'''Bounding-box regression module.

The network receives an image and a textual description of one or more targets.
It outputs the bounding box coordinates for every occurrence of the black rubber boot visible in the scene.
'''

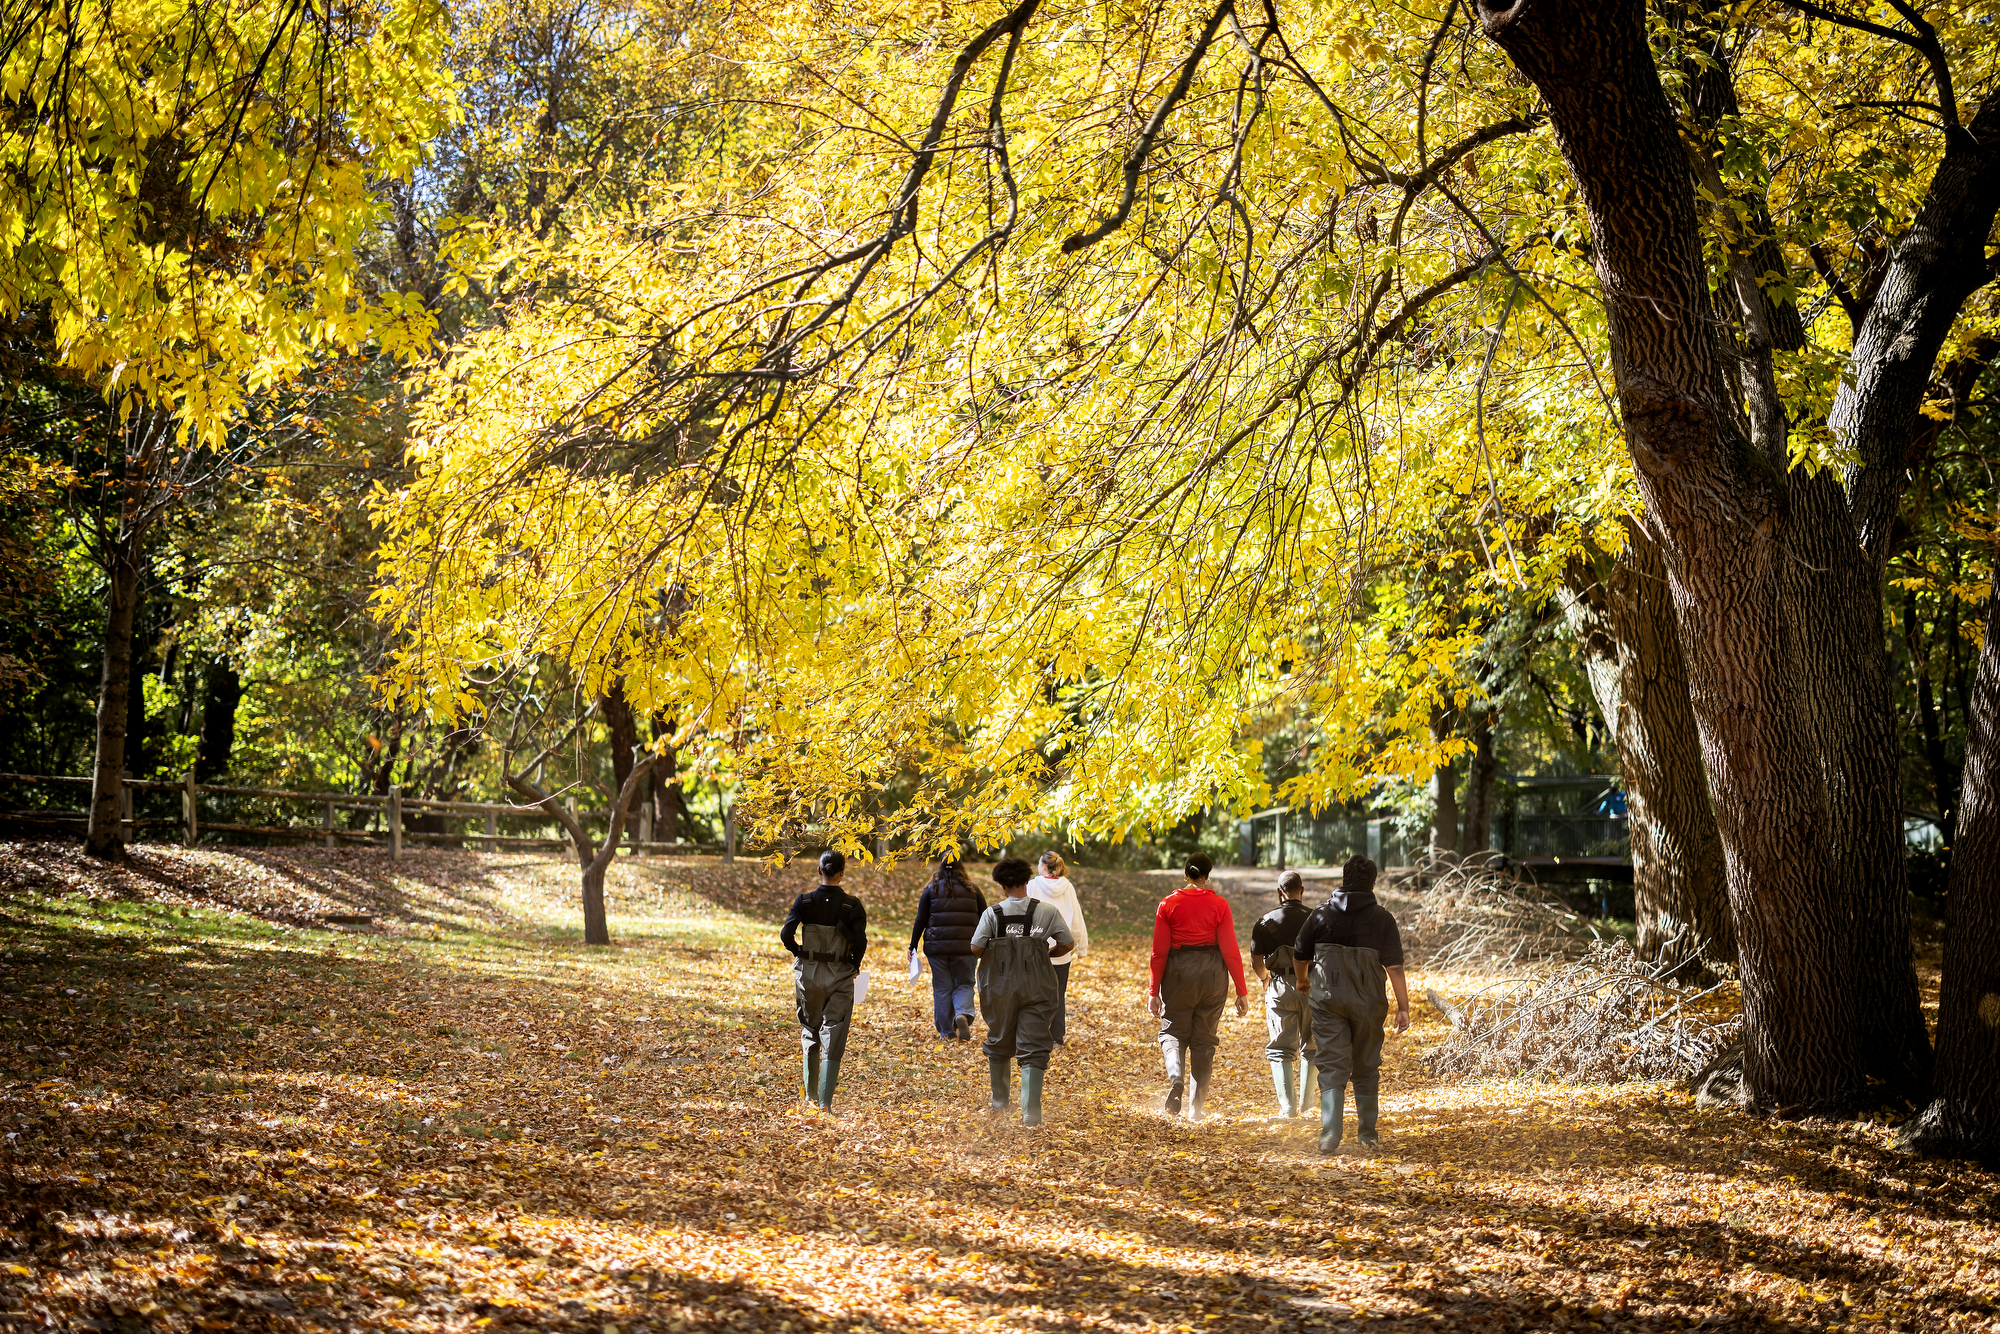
[1188,1047,1214,1123]
[1356,1089,1381,1152]
[1317,1087,1344,1156]
[1161,1038,1186,1117]
[988,1057,1012,1114]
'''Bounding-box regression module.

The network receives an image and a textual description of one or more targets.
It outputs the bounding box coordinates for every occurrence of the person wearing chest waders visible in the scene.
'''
[907,857,986,1041]
[780,850,869,1112]
[1250,871,1317,1119]
[1147,854,1248,1122]
[1293,855,1408,1155]
[970,857,1073,1127]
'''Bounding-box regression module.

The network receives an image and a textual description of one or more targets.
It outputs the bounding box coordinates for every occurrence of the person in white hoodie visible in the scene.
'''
[1026,851,1089,1046]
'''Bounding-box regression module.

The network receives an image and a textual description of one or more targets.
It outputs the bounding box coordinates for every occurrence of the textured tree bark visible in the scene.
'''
[1560,522,1735,971]
[1460,709,1497,856]
[1473,0,1859,1108]
[85,539,142,860]
[1903,573,2000,1159]
[1430,708,1460,858]
[1803,91,2000,1096]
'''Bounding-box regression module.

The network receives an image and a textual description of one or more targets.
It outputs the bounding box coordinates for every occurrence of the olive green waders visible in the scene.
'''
[794,922,856,1111]
[1262,941,1317,1118]
[1307,941,1388,1154]
[978,899,1061,1126]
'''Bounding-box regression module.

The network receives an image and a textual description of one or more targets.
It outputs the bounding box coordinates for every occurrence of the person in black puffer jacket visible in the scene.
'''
[908,857,986,1040]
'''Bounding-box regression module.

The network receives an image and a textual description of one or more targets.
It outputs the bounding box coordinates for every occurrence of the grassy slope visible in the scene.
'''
[0,842,1993,1334]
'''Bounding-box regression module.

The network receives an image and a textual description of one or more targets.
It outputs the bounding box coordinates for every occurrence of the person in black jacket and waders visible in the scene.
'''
[781,850,868,1112]
[1250,871,1317,1119]
[1293,855,1409,1155]
[970,857,1074,1127]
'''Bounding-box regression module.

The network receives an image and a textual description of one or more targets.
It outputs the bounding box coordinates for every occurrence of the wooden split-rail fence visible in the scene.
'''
[0,772,738,861]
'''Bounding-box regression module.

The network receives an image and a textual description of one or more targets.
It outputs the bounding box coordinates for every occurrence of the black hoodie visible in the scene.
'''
[1293,888,1404,967]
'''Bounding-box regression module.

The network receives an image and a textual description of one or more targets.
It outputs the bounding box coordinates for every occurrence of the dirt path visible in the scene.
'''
[0,843,1992,1334]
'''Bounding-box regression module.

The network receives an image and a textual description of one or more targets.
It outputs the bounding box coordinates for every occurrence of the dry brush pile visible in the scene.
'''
[1402,863,1739,1084]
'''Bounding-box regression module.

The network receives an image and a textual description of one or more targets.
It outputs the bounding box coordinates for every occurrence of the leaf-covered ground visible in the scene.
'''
[0,842,1993,1334]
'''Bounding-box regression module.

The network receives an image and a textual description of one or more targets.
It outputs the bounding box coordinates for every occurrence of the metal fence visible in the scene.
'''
[0,772,733,860]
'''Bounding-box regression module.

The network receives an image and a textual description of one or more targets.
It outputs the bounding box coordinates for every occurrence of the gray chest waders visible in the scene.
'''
[794,922,855,1109]
[978,899,1060,1125]
[1261,942,1316,1117]
[1307,941,1388,1153]
[1158,943,1228,1120]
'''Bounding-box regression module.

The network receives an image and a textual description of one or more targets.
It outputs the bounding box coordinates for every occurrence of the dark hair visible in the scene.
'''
[1277,870,1305,896]
[819,849,847,878]
[992,857,1033,888]
[1184,853,1213,881]
[1342,854,1378,894]
[927,856,970,894]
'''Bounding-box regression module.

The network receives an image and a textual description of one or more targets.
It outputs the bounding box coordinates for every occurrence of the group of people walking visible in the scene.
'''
[779,847,1407,1154]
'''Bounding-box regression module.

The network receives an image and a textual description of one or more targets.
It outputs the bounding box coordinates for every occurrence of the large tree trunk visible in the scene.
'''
[1474,0,1860,1108]
[85,538,141,860]
[648,713,693,841]
[1430,708,1460,858]
[1903,567,2000,1158]
[1805,92,2000,1097]
[602,680,638,799]
[1560,522,1735,971]
[1460,708,1497,856]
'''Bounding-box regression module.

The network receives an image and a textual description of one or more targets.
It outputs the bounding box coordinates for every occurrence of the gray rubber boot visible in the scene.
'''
[802,1050,820,1104]
[1270,1059,1298,1119]
[817,1055,842,1111]
[1188,1048,1214,1123]
[1161,1038,1186,1117]
[1317,1086,1344,1156]
[1356,1089,1380,1150]
[988,1057,1012,1114]
[1019,1065,1045,1128]
[1297,1060,1318,1118]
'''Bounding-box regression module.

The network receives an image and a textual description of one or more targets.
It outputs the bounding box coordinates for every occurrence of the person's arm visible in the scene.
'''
[845,898,869,968]
[1387,965,1411,1034]
[969,906,995,959]
[1149,901,1172,995]
[1382,915,1409,1033]
[908,886,932,954]
[780,897,806,957]
[1041,902,1075,959]
[1217,901,1249,1012]
[1292,913,1317,989]
[1065,880,1088,956]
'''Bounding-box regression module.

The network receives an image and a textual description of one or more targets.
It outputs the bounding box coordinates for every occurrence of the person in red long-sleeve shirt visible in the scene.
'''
[1147,853,1248,1121]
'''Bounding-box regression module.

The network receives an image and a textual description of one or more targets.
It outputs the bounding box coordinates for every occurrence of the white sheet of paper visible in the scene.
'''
[853,970,870,1005]
[908,950,923,983]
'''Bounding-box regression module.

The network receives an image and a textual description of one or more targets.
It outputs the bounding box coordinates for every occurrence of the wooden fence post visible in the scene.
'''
[389,785,402,859]
[724,805,736,863]
[324,800,335,849]
[637,801,652,857]
[1275,810,1286,871]
[184,770,198,847]
[483,810,497,853]
[120,775,133,846]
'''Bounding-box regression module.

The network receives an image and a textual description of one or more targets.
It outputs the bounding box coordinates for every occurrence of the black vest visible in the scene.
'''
[922,879,983,956]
